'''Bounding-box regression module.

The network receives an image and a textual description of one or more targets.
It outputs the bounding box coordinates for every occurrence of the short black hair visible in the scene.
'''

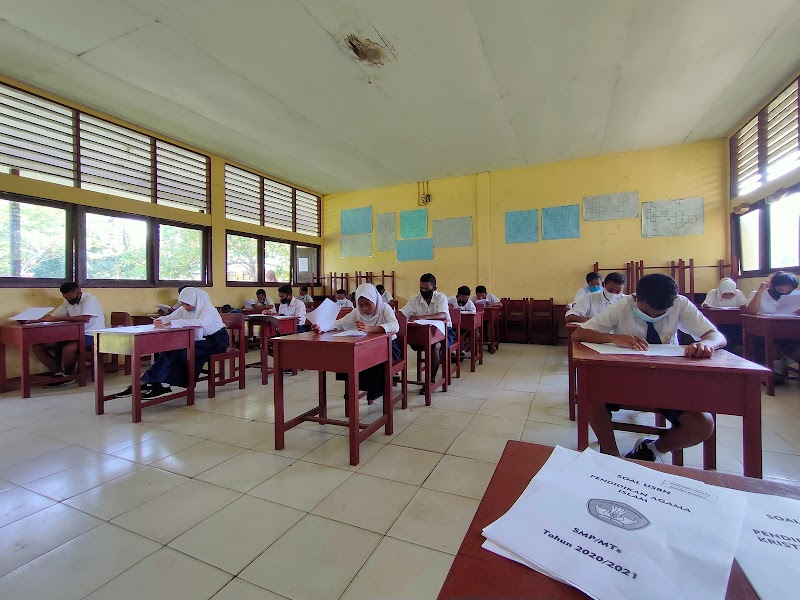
[59,281,79,294]
[636,274,678,311]
[457,285,471,296]
[605,272,627,286]
[256,289,266,296]
[771,271,799,290]
[475,285,487,294]
[420,273,437,287]
[376,284,385,292]
[221,304,233,312]
[337,289,347,295]
[300,286,308,293]
[177,285,189,294]
[277,284,292,295]
[586,272,601,283]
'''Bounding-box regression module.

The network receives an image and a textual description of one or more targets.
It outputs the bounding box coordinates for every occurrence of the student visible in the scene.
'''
[571,272,602,307]
[471,285,501,306]
[277,284,308,332]
[33,282,106,387]
[311,283,400,401]
[400,273,455,392]
[297,286,313,303]
[566,272,626,323]
[702,277,747,308]
[571,274,726,462]
[376,284,393,304]
[335,289,354,309]
[448,286,477,314]
[254,288,275,310]
[113,288,229,399]
[160,285,189,315]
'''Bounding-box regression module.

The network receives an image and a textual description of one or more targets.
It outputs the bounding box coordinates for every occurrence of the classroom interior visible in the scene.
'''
[1,1,800,599]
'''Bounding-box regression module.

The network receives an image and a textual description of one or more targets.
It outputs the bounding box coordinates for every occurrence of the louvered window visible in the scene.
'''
[766,82,799,181]
[225,165,261,224]
[263,178,293,231]
[79,114,151,201]
[0,86,75,186]
[156,141,209,212]
[296,190,320,235]
[732,116,760,196]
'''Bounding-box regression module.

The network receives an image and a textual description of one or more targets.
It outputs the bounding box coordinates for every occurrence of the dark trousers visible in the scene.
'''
[337,339,402,401]
[142,328,229,388]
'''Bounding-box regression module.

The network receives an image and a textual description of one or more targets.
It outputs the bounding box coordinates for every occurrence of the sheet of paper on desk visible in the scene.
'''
[95,325,155,334]
[774,292,800,316]
[483,449,747,600]
[582,342,687,356]
[332,330,367,337]
[410,319,446,335]
[10,307,53,321]
[306,298,339,331]
[734,491,800,600]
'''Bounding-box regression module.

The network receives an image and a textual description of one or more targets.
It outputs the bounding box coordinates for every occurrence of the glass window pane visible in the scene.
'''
[739,209,761,272]
[264,240,290,283]
[769,193,800,269]
[295,245,317,284]
[159,224,203,281]
[85,213,147,280]
[0,199,66,278]
[227,234,258,282]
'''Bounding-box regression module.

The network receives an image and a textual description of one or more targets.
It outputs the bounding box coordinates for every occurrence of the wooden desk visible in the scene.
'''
[459,313,484,372]
[245,314,299,384]
[94,325,199,422]
[407,323,448,406]
[700,307,743,327]
[0,322,87,397]
[573,342,769,478]
[438,441,800,600]
[566,323,580,421]
[483,306,501,354]
[272,331,393,465]
[742,314,800,396]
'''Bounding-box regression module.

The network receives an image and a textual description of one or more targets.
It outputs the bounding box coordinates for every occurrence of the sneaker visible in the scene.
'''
[44,376,74,389]
[141,385,172,399]
[624,437,657,462]
[113,386,133,398]
[460,350,467,358]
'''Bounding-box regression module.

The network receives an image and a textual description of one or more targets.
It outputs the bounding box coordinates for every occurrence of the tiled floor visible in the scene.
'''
[1,343,799,599]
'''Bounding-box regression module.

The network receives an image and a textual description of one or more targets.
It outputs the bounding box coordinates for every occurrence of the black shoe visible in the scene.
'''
[141,385,171,399]
[113,386,133,398]
[418,386,428,395]
[283,369,293,375]
[44,375,74,389]
[624,438,657,462]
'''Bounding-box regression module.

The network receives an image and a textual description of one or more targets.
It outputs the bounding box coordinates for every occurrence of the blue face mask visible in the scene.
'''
[588,285,602,293]
[633,304,667,324]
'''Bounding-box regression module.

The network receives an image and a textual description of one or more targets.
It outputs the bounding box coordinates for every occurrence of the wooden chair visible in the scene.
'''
[389,300,399,310]
[337,307,353,319]
[530,298,557,345]
[109,311,133,375]
[461,306,484,372]
[447,308,463,384]
[408,322,448,406]
[391,311,409,409]
[502,298,530,343]
[201,313,246,398]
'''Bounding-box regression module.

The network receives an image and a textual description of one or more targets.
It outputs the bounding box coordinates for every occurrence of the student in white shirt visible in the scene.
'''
[254,289,275,310]
[449,286,477,314]
[34,282,106,386]
[312,283,400,401]
[297,286,313,304]
[335,289,354,309]
[113,288,229,399]
[702,277,747,308]
[566,272,626,323]
[376,284,393,304]
[400,273,455,391]
[572,274,726,462]
[571,272,602,307]
[471,285,502,306]
[277,284,308,332]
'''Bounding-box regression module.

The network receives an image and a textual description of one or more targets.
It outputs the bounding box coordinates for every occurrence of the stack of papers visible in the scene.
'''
[306,298,339,332]
[483,448,752,600]
[582,342,688,356]
[10,308,53,322]
[774,292,800,316]
[410,319,446,335]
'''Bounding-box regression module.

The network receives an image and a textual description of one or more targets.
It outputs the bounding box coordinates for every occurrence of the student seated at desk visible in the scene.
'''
[113,288,229,399]
[376,284,393,304]
[570,272,602,307]
[745,271,800,382]
[297,286,313,304]
[311,283,400,401]
[277,284,308,333]
[471,285,502,307]
[565,272,626,323]
[571,274,726,462]
[702,277,747,308]
[449,286,477,314]
[254,288,275,311]
[401,273,456,393]
[335,289,354,309]
[33,282,106,387]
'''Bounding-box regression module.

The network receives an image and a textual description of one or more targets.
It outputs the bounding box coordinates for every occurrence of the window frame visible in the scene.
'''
[155,218,212,287]
[225,230,262,286]
[225,228,320,288]
[732,192,800,278]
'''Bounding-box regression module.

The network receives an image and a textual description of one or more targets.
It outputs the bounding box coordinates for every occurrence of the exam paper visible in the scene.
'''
[332,330,367,337]
[773,292,800,316]
[582,342,687,356]
[306,298,339,331]
[10,307,53,321]
[410,319,446,335]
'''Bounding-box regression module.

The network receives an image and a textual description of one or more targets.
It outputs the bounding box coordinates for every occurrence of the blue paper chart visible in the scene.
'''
[341,207,373,236]
[505,210,539,244]
[542,205,580,240]
[396,238,434,262]
[400,209,428,239]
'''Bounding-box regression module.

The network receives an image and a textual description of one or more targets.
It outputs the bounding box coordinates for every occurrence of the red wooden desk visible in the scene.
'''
[94,325,199,422]
[742,314,800,396]
[438,441,800,600]
[272,331,393,465]
[700,307,743,327]
[459,313,484,372]
[483,306,501,354]
[245,314,299,384]
[0,322,87,397]
[566,323,579,421]
[573,342,769,478]
[407,322,448,406]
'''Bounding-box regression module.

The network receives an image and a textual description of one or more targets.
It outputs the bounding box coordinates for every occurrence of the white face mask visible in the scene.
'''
[633,304,668,324]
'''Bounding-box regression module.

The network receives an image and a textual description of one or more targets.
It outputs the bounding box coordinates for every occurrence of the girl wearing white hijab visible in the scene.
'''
[114,287,229,399]
[312,283,400,401]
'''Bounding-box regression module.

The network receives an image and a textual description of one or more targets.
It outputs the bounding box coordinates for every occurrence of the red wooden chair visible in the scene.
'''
[530,298,557,345]
[201,313,246,398]
[447,308,463,384]
[336,307,353,319]
[502,299,530,343]
[109,311,133,376]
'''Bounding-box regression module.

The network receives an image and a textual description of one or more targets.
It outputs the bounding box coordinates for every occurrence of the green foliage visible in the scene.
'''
[85,214,147,280]
[0,200,66,278]
[159,225,203,280]
[227,234,258,281]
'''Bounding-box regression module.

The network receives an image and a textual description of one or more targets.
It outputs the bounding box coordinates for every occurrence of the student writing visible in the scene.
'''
[565,272,626,323]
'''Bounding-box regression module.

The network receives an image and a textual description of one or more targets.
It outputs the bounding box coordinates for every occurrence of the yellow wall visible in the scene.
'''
[323,140,730,304]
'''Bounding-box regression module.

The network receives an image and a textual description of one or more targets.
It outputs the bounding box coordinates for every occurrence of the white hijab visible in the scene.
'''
[354,283,384,326]
[178,287,212,311]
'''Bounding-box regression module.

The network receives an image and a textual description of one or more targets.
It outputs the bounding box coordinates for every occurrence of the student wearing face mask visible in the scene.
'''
[448,286,477,314]
[335,289,354,309]
[570,272,603,308]
[702,277,747,308]
[33,282,106,387]
[565,272,626,323]
[571,274,726,462]
[277,284,308,333]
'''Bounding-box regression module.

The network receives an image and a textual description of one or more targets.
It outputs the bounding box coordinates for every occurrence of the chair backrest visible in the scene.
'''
[449,308,462,347]
[220,313,246,353]
[504,299,529,321]
[337,307,353,319]
[531,298,554,318]
[394,311,408,365]
[475,303,486,314]
[110,311,132,327]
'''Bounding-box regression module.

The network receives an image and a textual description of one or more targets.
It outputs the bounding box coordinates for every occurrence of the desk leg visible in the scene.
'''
[568,347,576,422]
[384,343,393,436]
[21,340,31,399]
[187,334,195,407]
[743,374,763,479]
[274,347,285,451]
[261,325,270,385]
[0,342,7,393]
[318,371,327,419]
[470,329,477,372]
[94,340,104,415]
[347,367,359,465]
[77,334,86,388]
[764,333,775,396]
[131,346,143,423]
[576,363,590,450]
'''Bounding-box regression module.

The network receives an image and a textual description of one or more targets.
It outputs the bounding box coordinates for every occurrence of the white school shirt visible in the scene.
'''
[703,288,747,308]
[51,291,106,333]
[333,304,399,339]
[336,298,354,309]
[566,290,625,319]
[748,289,800,315]
[400,291,452,327]
[255,297,274,308]
[278,296,307,326]
[572,286,594,306]
[380,291,394,303]
[448,296,477,314]
[297,294,313,303]
[471,293,500,304]
[161,303,224,338]
[581,295,717,344]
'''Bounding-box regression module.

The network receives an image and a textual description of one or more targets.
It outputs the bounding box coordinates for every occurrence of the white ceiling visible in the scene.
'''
[1,0,799,194]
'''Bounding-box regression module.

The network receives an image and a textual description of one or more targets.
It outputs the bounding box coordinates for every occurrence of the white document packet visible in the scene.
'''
[10,307,53,321]
[305,298,339,332]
